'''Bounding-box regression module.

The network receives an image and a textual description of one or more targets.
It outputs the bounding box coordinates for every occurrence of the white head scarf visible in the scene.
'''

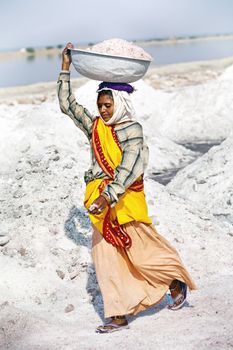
[97,88,136,125]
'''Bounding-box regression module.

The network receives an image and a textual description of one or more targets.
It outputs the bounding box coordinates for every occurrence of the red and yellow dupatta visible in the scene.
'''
[84,117,151,248]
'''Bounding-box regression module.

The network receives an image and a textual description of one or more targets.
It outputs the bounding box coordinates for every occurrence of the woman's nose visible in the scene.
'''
[100,105,106,113]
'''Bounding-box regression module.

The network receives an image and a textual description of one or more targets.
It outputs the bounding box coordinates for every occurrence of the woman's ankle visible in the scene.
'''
[111,315,127,324]
[169,280,181,298]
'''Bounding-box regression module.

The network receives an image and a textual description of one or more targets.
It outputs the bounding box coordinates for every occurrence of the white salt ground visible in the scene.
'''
[0,61,233,349]
[86,38,152,61]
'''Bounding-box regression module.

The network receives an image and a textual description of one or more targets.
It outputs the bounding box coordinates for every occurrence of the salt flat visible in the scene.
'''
[0,60,233,350]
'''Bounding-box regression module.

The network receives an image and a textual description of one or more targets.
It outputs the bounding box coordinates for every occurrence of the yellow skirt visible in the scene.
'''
[92,221,197,318]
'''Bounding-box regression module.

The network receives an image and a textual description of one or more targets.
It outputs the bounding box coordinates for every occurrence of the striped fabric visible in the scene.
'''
[57,71,149,206]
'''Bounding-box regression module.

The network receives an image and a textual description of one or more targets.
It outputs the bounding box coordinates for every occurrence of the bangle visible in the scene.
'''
[101,192,111,204]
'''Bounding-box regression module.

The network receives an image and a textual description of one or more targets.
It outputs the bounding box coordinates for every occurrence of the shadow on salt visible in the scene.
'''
[64,205,105,319]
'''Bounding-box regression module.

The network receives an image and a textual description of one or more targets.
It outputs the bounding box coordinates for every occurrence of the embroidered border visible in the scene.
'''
[92,118,115,178]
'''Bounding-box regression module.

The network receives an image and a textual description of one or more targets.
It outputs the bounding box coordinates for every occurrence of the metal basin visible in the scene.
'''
[70,49,151,83]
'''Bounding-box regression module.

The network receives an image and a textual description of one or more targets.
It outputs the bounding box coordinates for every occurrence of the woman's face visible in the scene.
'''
[97,95,114,122]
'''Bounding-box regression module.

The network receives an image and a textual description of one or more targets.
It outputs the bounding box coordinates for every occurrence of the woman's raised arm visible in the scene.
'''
[57,43,95,139]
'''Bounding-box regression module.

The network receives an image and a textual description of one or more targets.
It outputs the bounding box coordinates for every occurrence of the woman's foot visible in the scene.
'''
[167,280,187,310]
[95,316,129,333]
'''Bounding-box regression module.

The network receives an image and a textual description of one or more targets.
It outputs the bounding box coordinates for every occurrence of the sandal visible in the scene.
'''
[95,316,129,333]
[167,280,187,310]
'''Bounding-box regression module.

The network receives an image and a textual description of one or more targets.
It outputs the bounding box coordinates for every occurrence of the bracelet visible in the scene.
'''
[101,192,111,205]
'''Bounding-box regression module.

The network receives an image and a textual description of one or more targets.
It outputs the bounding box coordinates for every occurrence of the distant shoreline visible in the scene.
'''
[137,33,233,46]
[0,34,233,62]
[1,55,233,99]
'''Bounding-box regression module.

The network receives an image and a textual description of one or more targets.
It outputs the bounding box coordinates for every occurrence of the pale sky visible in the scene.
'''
[1,0,233,50]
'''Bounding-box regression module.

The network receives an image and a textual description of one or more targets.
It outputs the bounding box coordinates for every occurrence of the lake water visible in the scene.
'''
[1,39,233,88]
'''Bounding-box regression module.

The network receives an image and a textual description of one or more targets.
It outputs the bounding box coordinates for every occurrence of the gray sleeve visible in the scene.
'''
[102,123,146,207]
[57,71,95,138]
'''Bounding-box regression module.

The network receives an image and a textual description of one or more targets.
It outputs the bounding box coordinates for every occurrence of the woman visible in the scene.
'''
[57,43,197,333]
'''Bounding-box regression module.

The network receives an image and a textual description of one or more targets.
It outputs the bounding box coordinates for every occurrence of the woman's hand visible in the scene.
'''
[61,42,74,70]
[88,195,110,215]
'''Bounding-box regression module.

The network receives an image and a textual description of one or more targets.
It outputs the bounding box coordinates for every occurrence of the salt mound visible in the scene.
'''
[143,67,233,143]
[167,135,233,226]
[86,38,152,61]
[219,63,233,81]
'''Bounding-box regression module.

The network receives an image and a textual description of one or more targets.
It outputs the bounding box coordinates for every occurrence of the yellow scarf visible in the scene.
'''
[84,117,151,248]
